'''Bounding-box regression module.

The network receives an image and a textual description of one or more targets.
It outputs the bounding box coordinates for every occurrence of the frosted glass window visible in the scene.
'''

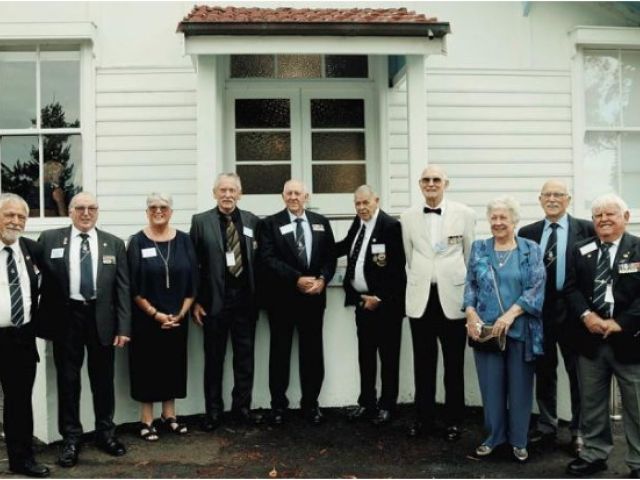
[312,132,365,161]
[237,164,291,194]
[622,51,640,127]
[0,50,36,129]
[325,55,368,78]
[584,51,621,127]
[231,55,275,78]
[313,164,365,193]
[311,99,364,128]
[621,133,640,206]
[236,132,290,162]
[235,99,290,128]
[277,55,321,78]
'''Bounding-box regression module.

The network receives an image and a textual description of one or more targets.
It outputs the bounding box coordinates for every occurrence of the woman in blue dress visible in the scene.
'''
[463,195,545,462]
[127,193,197,441]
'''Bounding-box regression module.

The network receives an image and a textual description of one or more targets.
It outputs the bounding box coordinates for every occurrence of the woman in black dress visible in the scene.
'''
[127,192,197,441]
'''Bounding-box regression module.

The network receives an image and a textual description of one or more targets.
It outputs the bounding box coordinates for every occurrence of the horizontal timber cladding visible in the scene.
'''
[386,67,573,233]
[95,67,198,236]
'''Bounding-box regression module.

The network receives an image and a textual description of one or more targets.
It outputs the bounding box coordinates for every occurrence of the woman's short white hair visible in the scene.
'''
[486,195,520,225]
[146,192,173,208]
[591,193,629,215]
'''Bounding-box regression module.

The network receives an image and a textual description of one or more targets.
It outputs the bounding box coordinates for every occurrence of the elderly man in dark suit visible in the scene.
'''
[190,173,261,431]
[336,185,406,426]
[258,179,336,426]
[38,192,130,468]
[519,179,594,454]
[564,193,640,478]
[0,193,49,478]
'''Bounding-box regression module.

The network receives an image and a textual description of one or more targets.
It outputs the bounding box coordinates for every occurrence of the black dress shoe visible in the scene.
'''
[10,459,50,478]
[304,407,325,425]
[407,421,433,438]
[566,458,607,477]
[372,409,392,426]
[96,437,126,457]
[269,409,285,426]
[445,425,462,442]
[202,412,222,431]
[529,429,557,445]
[57,442,79,468]
[347,406,377,422]
[232,408,264,425]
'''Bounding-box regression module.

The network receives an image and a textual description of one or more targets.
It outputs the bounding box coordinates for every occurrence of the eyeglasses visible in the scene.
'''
[541,192,568,199]
[420,177,443,185]
[148,205,170,212]
[74,206,98,214]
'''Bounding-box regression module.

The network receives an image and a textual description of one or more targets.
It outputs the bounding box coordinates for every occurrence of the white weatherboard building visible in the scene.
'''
[1,1,639,443]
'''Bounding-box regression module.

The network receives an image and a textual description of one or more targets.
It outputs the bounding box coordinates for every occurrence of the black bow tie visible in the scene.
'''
[423,207,442,215]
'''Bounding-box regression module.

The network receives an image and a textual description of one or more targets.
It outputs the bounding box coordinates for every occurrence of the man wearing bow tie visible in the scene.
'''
[400,165,475,441]
[565,194,640,478]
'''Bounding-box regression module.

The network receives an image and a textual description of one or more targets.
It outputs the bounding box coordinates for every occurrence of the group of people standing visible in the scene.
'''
[0,165,639,478]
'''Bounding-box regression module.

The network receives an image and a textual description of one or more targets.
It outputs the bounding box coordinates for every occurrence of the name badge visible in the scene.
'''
[371,243,386,254]
[312,224,325,232]
[103,255,116,265]
[50,248,64,259]
[280,224,294,235]
[243,226,254,238]
[141,248,157,258]
[605,284,614,304]
[580,242,597,256]
[226,251,236,267]
[619,262,640,274]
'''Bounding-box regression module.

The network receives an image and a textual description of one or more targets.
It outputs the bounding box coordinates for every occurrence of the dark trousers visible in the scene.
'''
[355,305,402,411]
[535,305,581,435]
[409,285,466,425]
[202,287,256,415]
[0,327,36,468]
[52,302,115,443]
[268,300,325,411]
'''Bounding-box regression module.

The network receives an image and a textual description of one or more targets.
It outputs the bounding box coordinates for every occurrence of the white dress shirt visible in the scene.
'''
[288,210,312,265]
[0,241,32,327]
[424,199,446,252]
[69,226,98,300]
[351,208,380,293]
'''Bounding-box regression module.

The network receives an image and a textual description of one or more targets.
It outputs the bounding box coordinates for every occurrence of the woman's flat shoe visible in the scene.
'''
[160,415,188,435]
[139,423,159,442]
[513,447,529,462]
[475,444,493,457]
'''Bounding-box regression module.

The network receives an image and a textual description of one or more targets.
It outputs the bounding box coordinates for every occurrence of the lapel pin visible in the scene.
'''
[63,237,68,246]
[103,243,107,247]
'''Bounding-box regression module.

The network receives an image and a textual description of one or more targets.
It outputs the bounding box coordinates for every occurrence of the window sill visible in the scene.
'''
[25,217,71,236]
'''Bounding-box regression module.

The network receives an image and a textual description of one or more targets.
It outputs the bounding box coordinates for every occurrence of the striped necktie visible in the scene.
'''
[79,233,94,300]
[225,215,243,277]
[593,242,613,317]
[4,247,24,327]
[295,218,308,269]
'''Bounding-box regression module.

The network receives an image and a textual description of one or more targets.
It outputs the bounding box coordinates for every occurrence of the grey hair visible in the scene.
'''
[146,192,173,208]
[421,164,449,182]
[0,193,29,216]
[354,184,377,198]
[283,179,308,195]
[214,173,242,193]
[69,192,98,210]
[486,195,521,225]
[591,193,629,215]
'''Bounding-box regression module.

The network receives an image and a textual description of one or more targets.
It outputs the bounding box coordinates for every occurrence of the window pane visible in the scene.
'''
[41,52,81,128]
[312,132,365,161]
[277,55,321,78]
[311,99,364,128]
[0,136,40,215]
[622,51,640,127]
[235,99,290,128]
[325,55,368,78]
[236,164,290,194]
[583,131,618,209]
[231,55,275,78]
[621,132,640,207]
[584,50,621,127]
[312,164,365,193]
[42,134,82,217]
[0,51,36,129]
[236,132,290,161]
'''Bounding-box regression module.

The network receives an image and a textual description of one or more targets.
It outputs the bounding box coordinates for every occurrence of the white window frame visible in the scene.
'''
[0,23,95,233]
[571,26,640,221]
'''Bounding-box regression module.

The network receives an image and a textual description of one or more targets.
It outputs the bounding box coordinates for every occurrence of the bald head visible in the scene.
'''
[539,179,571,222]
[419,164,449,207]
[282,179,309,216]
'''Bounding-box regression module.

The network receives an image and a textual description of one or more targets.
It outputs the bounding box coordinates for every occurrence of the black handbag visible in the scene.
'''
[468,265,507,353]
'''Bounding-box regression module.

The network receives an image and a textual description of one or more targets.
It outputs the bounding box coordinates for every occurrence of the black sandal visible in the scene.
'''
[139,422,159,442]
[161,415,188,435]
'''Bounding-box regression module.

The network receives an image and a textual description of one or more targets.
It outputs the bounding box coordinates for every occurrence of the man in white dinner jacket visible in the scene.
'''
[400,164,475,442]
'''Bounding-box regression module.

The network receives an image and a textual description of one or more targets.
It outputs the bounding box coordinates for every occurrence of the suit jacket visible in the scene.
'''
[335,209,406,316]
[190,207,259,317]
[564,232,640,363]
[37,226,131,345]
[400,199,476,319]
[258,208,336,310]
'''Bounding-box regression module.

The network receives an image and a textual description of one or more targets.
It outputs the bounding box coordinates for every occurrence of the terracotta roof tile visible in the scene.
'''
[180,6,438,24]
